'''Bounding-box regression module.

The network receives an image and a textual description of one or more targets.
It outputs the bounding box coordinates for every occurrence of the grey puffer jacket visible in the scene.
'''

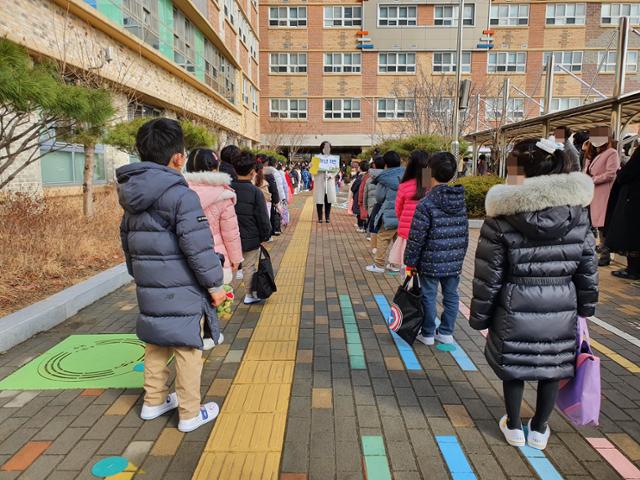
[470,172,598,381]
[117,162,224,349]
[374,166,405,230]
[363,168,382,215]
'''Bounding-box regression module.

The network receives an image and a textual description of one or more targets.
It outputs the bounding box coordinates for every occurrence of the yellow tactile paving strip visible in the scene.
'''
[193,198,313,480]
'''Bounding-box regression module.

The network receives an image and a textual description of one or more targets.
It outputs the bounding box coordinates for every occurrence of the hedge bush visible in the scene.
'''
[454,175,504,218]
[359,135,469,160]
[249,148,287,164]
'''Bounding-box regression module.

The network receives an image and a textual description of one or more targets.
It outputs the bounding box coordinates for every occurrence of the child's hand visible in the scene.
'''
[406,267,417,277]
[210,290,227,307]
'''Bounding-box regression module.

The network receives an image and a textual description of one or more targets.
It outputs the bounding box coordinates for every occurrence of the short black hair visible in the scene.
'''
[135,118,184,166]
[233,151,257,176]
[383,150,401,168]
[511,139,566,178]
[429,152,457,183]
[359,160,369,172]
[186,148,219,173]
[320,141,331,150]
[220,145,242,164]
[373,154,385,169]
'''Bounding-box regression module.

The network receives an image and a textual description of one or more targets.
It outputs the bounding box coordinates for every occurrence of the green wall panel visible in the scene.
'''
[194,30,205,81]
[96,0,123,26]
[158,0,174,59]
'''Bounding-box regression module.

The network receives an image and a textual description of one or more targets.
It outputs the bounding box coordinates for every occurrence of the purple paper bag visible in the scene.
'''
[556,316,601,427]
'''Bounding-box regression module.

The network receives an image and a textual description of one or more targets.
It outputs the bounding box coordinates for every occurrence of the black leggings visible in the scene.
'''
[317,195,332,221]
[504,379,560,433]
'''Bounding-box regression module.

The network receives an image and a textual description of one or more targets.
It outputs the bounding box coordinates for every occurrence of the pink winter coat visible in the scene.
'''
[396,179,422,240]
[184,171,244,266]
[584,147,620,228]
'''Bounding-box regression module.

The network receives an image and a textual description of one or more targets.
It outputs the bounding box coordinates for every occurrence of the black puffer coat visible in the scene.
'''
[605,147,640,254]
[231,179,272,252]
[470,172,599,381]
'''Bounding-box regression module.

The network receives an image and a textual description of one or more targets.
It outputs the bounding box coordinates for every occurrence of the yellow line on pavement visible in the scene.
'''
[590,339,640,374]
[192,198,313,480]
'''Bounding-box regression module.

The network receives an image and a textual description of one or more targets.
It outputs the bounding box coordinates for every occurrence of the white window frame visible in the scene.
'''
[269,6,307,27]
[543,51,583,73]
[550,97,582,112]
[377,98,415,119]
[597,50,639,72]
[324,99,361,119]
[488,51,527,73]
[324,6,362,27]
[323,53,362,73]
[270,98,308,119]
[545,3,586,25]
[485,98,525,121]
[173,8,196,72]
[251,85,259,113]
[242,77,249,105]
[601,3,640,25]
[490,4,529,26]
[378,52,416,73]
[433,51,472,73]
[270,52,308,73]
[378,5,417,26]
[434,4,475,26]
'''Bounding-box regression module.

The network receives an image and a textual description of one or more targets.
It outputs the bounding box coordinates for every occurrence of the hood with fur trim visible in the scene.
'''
[184,171,236,208]
[485,172,594,241]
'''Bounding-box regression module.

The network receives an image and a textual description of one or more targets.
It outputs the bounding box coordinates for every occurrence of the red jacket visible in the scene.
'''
[396,179,423,239]
[358,172,369,220]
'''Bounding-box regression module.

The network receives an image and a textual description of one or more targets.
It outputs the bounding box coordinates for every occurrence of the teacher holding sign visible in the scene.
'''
[313,141,338,223]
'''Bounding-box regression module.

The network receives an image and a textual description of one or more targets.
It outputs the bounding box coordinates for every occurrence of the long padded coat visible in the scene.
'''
[470,172,599,381]
[117,162,224,349]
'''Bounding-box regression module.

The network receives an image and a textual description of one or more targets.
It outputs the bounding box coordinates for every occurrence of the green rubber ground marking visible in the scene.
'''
[339,295,366,369]
[0,334,150,390]
[361,435,392,480]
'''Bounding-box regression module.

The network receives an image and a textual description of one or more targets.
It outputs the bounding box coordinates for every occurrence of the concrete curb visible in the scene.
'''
[0,263,132,353]
[469,219,484,229]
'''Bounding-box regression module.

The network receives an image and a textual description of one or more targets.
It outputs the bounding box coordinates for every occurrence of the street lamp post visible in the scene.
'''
[451,0,465,167]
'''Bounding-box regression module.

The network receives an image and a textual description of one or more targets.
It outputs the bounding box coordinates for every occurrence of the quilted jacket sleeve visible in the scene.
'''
[573,228,599,317]
[119,215,132,276]
[175,189,224,290]
[403,200,429,269]
[254,188,273,242]
[220,199,244,265]
[395,184,406,220]
[470,218,506,330]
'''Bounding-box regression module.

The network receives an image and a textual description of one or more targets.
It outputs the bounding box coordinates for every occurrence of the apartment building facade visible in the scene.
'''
[260,0,640,153]
[0,0,259,193]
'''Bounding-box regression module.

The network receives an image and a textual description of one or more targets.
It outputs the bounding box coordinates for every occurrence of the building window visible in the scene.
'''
[204,39,237,104]
[601,3,640,24]
[545,3,586,25]
[324,6,362,27]
[485,98,525,121]
[490,4,529,26]
[543,51,583,72]
[270,99,307,119]
[251,85,258,113]
[324,99,361,119]
[597,50,639,72]
[173,8,195,72]
[242,77,249,104]
[377,98,415,119]
[122,0,160,49]
[378,5,417,26]
[127,101,163,120]
[224,0,238,26]
[379,52,416,73]
[428,98,454,115]
[433,51,472,73]
[269,7,307,27]
[434,4,475,26]
[488,51,527,73]
[40,147,106,186]
[550,97,582,112]
[270,52,308,73]
[324,53,362,73]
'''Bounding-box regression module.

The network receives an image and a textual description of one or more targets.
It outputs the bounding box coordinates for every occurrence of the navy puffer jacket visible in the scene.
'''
[117,162,224,349]
[404,184,469,277]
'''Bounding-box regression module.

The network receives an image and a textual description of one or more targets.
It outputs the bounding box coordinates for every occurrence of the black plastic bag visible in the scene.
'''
[388,275,424,345]
[253,245,277,299]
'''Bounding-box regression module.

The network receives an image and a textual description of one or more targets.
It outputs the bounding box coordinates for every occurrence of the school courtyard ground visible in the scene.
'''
[0,192,639,480]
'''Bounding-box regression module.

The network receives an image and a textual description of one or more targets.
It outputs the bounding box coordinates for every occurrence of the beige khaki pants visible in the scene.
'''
[374,227,398,268]
[242,247,260,297]
[370,233,377,251]
[143,343,203,420]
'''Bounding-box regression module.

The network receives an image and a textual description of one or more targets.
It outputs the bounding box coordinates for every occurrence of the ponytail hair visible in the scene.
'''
[186,148,219,173]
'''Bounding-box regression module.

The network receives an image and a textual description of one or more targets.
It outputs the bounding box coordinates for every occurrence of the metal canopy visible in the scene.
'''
[464,89,640,146]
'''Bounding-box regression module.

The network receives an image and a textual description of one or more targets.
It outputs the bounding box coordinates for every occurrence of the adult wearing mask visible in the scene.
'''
[314,141,338,223]
[583,129,620,266]
[605,145,640,280]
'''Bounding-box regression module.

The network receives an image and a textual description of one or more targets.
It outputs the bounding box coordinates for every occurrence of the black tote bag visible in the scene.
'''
[388,275,424,345]
[253,245,277,299]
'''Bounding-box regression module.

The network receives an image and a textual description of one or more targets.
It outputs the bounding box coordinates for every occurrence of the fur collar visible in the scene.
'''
[485,172,594,218]
[183,171,232,187]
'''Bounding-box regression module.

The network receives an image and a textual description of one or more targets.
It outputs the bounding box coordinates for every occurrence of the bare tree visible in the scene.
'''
[261,119,306,163]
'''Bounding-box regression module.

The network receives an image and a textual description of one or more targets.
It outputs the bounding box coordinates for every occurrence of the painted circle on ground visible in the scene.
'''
[91,456,128,477]
[37,338,145,382]
[436,343,457,352]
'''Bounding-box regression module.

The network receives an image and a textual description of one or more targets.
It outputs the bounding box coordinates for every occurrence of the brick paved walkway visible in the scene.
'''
[1,191,640,480]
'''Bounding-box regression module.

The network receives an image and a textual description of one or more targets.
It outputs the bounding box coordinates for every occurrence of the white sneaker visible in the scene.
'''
[499,415,526,447]
[244,294,263,305]
[366,236,371,241]
[527,419,551,450]
[178,402,220,433]
[236,270,244,280]
[386,264,400,272]
[435,333,455,344]
[203,333,224,351]
[372,248,378,255]
[366,264,385,274]
[140,393,178,420]
[415,334,435,346]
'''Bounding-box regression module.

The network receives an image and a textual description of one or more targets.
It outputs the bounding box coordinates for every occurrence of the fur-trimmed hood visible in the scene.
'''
[184,171,236,208]
[486,172,593,217]
[485,172,594,241]
[263,166,277,176]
